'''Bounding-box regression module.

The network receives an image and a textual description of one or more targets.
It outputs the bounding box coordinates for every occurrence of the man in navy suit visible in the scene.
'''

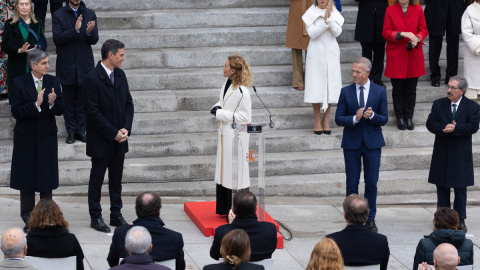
[335,57,388,232]
[327,194,390,270]
[426,76,480,232]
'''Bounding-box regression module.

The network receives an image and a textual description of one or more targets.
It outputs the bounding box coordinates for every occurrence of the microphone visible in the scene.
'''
[253,86,274,128]
[232,87,244,129]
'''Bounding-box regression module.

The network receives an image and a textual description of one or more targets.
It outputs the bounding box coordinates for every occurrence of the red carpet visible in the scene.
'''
[184,201,283,249]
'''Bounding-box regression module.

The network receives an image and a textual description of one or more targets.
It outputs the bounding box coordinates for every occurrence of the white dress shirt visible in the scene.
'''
[451,96,462,113]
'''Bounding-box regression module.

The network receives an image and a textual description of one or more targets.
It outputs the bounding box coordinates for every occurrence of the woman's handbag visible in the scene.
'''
[19,18,47,51]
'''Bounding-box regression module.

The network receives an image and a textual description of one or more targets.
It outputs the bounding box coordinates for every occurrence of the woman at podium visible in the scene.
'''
[210,55,252,215]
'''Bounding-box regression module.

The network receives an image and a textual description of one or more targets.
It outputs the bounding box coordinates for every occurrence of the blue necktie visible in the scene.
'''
[74,10,77,17]
[359,86,365,108]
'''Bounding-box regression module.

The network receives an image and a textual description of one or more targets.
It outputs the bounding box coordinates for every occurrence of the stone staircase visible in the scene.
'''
[0,0,476,197]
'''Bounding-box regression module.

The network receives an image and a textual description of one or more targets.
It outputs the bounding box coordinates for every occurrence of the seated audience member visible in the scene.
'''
[109,226,169,270]
[108,191,185,270]
[419,243,461,270]
[204,229,264,270]
[0,228,37,270]
[26,199,84,270]
[413,207,473,270]
[210,190,277,262]
[326,194,390,270]
[306,237,344,270]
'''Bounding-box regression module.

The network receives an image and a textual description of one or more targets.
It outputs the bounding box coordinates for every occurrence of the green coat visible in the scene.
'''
[1,18,44,100]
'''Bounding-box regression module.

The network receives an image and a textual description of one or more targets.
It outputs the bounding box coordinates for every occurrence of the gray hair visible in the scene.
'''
[1,228,26,257]
[449,76,468,95]
[125,226,152,255]
[27,49,49,66]
[343,194,370,225]
[353,57,372,72]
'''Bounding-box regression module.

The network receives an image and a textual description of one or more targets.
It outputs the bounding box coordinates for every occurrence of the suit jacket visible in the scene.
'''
[83,61,134,158]
[0,259,38,270]
[354,0,389,43]
[107,216,185,270]
[52,1,98,85]
[426,96,480,188]
[203,262,264,270]
[210,215,277,262]
[109,254,170,270]
[424,0,468,36]
[10,73,64,192]
[335,82,388,150]
[327,225,390,270]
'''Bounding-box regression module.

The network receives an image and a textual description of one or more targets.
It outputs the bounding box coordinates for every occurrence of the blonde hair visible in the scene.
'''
[220,229,251,270]
[306,238,345,270]
[11,0,38,24]
[227,55,252,88]
[312,0,336,7]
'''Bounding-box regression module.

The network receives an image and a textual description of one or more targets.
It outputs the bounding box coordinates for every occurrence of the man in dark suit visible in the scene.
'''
[0,228,38,270]
[210,190,277,262]
[424,0,468,87]
[335,57,388,232]
[10,49,64,233]
[327,194,390,270]
[107,192,185,270]
[32,0,66,28]
[52,0,98,144]
[83,39,134,233]
[426,76,480,231]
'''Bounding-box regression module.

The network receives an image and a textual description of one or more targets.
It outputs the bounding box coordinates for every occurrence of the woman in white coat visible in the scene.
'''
[302,0,344,134]
[210,55,252,215]
[462,0,480,102]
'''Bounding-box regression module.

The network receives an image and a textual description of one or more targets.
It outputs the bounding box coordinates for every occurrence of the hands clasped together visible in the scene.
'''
[355,107,373,122]
[114,128,129,143]
[443,121,456,133]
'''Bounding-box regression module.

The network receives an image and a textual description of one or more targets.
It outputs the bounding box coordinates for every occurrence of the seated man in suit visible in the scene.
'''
[107,191,185,270]
[210,190,277,262]
[0,228,37,270]
[327,194,390,270]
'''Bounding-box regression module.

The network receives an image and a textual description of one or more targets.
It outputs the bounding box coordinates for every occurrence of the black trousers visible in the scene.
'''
[391,77,419,120]
[361,41,386,82]
[62,84,86,135]
[33,1,64,29]
[436,185,467,219]
[215,185,249,215]
[88,155,125,220]
[20,190,52,224]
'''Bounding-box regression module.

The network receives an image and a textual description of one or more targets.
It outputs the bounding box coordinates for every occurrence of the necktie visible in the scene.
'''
[359,85,365,108]
[36,80,42,94]
[74,10,77,17]
[109,72,114,85]
[452,104,457,119]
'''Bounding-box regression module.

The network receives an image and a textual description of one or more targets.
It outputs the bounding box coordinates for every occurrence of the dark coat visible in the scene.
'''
[110,254,170,270]
[412,229,473,270]
[83,62,134,158]
[327,225,390,270]
[210,215,277,262]
[203,263,265,270]
[1,19,44,94]
[426,97,480,188]
[354,0,389,43]
[10,73,64,192]
[107,216,185,270]
[52,1,98,86]
[26,226,84,270]
[424,0,468,36]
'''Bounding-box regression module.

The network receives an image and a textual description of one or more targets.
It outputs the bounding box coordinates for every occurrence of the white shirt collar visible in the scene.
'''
[100,61,113,77]
[451,96,462,108]
[32,73,43,83]
[355,80,370,91]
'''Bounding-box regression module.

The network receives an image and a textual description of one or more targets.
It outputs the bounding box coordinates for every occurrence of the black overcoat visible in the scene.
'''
[354,0,389,43]
[424,0,468,36]
[52,1,98,86]
[10,73,64,192]
[83,62,134,158]
[426,96,480,188]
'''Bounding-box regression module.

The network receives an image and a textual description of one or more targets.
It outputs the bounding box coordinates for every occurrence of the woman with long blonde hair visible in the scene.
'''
[306,238,344,270]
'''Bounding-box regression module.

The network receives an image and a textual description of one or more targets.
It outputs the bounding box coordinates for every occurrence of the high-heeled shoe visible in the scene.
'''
[314,130,323,135]
[321,118,331,135]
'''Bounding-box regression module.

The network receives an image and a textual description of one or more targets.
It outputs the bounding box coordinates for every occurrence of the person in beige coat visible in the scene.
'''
[210,55,252,215]
[462,0,480,102]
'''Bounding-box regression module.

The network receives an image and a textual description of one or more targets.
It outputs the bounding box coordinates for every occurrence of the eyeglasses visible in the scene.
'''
[447,85,460,90]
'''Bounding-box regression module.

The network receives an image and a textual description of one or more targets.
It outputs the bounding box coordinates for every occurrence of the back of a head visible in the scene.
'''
[233,190,257,218]
[1,228,26,258]
[125,226,152,255]
[434,243,459,270]
[433,208,460,230]
[220,229,251,270]
[29,199,68,230]
[306,238,344,270]
[343,194,369,225]
[135,191,162,218]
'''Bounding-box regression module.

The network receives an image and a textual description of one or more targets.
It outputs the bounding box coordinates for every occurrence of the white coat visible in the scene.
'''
[212,80,252,190]
[302,5,344,111]
[462,2,480,90]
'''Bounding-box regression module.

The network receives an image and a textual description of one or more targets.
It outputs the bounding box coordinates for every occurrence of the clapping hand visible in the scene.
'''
[324,2,333,22]
[86,20,95,34]
[18,42,36,54]
[363,107,373,119]
[75,14,83,31]
[47,88,56,106]
[36,88,45,107]
[356,107,365,122]
[443,120,456,133]
[419,262,434,270]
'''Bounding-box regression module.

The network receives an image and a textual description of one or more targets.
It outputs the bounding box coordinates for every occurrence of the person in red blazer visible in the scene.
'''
[383,0,428,131]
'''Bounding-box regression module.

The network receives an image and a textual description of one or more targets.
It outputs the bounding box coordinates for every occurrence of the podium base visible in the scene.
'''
[184,201,283,249]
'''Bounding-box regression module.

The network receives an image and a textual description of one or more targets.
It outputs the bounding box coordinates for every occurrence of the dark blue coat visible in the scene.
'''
[52,1,98,85]
[10,73,64,192]
[354,0,389,43]
[111,254,170,270]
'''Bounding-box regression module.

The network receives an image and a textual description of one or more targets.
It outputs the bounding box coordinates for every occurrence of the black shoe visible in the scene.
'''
[314,130,323,135]
[76,133,87,143]
[0,93,7,100]
[397,118,406,130]
[23,223,29,233]
[365,219,378,232]
[374,79,386,89]
[323,129,331,135]
[66,133,75,144]
[431,80,440,87]
[460,219,467,232]
[90,218,111,232]
[406,119,414,130]
[110,216,129,227]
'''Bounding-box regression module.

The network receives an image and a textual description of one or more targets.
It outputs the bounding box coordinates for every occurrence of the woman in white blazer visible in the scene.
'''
[302,0,344,135]
[462,0,480,102]
[210,55,252,215]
